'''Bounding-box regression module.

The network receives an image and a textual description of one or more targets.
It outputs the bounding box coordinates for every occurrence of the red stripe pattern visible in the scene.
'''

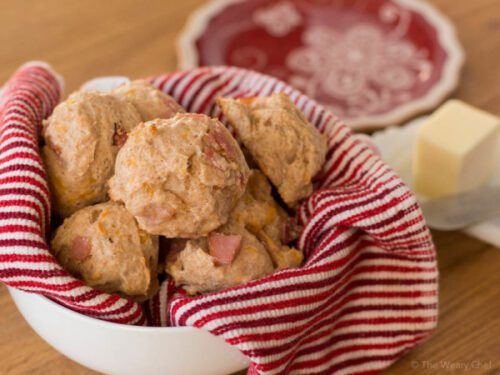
[0,64,146,325]
[0,64,438,374]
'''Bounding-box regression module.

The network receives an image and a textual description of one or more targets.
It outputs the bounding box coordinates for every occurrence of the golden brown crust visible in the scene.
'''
[52,202,159,300]
[166,223,274,294]
[218,93,327,207]
[228,170,303,269]
[112,80,184,121]
[166,171,303,294]
[42,91,142,217]
[108,114,250,237]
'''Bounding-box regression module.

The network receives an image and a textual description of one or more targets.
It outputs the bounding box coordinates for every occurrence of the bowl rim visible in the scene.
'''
[10,288,195,332]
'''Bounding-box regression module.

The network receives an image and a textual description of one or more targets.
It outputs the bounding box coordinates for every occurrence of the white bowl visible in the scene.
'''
[8,74,250,375]
[9,288,249,375]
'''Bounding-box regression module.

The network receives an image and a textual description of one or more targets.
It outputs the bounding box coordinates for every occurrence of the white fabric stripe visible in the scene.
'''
[320,167,390,210]
[0,221,40,231]
[0,126,37,141]
[0,168,47,185]
[49,288,140,315]
[208,72,248,118]
[338,256,436,270]
[331,154,383,189]
[0,112,36,126]
[2,112,32,124]
[0,231,45,241]
[0,127,36,143]
[0,180,49,198]
[170,71,202,101]
[1,274,76,284]
[61,296,140,318]
[150,75,165,89]
[188,264,437,338]
[347,283,438,294]
[0,261,59,270]
[351,192,419,226]
[303,232,363,268]
[0,152,44,167]
[0,146,40,163]
[259,78,281,98]
[293,328,423,364]
[178,73,219,109]
[0,210,44,225]
[271,81,288,96]
[3,98,38,116]
[0,192,46,205]
[303,345,414,374]
[299,170,398,250]
[323,139,374,185]
[0,191,47,233]
[7,275,76,287]
[160,72,186,94]
[367,210,425,238]
[0,115,33,126]
[323,156,388,191]
[318,158,391,205]
[321,125,351,170]
[294,94,307,112]
[0,134,37,151]
[314,185,412,232]
[312,170,399,224]
[0,246,50,256]
[188,70,234,113]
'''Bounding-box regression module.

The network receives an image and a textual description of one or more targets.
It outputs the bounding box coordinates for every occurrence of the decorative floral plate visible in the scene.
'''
[178,0,465,129]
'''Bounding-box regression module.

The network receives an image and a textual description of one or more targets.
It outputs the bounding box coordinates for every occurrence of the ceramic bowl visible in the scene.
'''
[9,288,249,375]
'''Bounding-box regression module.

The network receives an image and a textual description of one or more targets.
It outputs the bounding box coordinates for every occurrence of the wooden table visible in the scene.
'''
[0,0,499,374]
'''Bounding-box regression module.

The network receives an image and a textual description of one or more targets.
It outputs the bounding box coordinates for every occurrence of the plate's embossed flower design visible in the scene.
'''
[285,3,433,119]
[230,46,269,71]
[253,1,303,37]
[180,0,463,128]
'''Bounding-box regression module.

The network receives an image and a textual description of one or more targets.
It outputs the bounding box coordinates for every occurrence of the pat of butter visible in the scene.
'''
[413,100,499,198]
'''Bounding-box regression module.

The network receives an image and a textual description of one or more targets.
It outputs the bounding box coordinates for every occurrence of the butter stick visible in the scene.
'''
[413,100,499,198]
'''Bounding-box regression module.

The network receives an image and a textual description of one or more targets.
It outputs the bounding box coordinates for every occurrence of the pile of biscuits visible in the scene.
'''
[44,80,327,300]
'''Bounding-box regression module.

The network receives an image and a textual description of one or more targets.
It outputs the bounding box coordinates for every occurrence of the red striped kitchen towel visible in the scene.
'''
[0,63,438,374]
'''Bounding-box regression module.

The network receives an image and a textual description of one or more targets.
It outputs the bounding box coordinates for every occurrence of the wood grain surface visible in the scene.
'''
[0,0,499,374]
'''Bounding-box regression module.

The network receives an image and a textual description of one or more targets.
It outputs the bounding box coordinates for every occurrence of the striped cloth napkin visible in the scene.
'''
[0,63,438,375]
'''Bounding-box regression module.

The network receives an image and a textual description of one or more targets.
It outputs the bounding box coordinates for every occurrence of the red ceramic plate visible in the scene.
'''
[178,0,464,129]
